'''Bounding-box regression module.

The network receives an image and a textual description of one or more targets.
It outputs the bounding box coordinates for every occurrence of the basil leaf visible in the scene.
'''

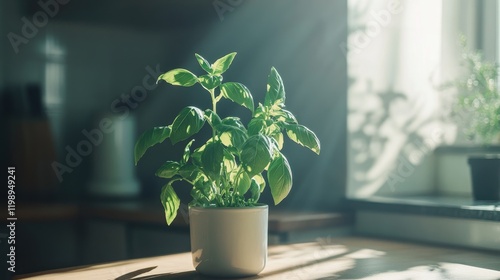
[240,134,273,177]
[179,165,202,182]
[204,109,222,128]
[264,67,285,107]
[134,126,171,165]
[156,161,181,178]
[157,68,198,87]
[217,124,248,149]
[170,106,205,145]
[220,82,254,113]
[198,74,222,90]
[160,180,181,225]
[182,140,195,164]
[201,141,224,180]
[212,52,237,75]
[285,124,321,155]
[268,153,292,205]
[195,53,213,74]
[235,169,251,195]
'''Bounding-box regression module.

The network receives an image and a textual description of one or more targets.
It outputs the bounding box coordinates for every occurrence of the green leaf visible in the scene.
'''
[253,103,266,119]
[263,123,282,150]
[267,137,281,156]
[201,141,224,180]
[220,82,254,112]
[157,68,198,87]
[235,169,251,195]
[240,134,273,177]
[249,174,266,202]
[190,139,213,168]
[198,74,222,90]
[247,118,266,135]
[204,109,222,128]
[264,67,285,107]
[265,122,281,135]
[193,178,214,202]
[222,148,237,173]
[156,161,181,178]
[249,179,261,202]
[182,140,195,164]
[212,52,237,75]
[179,165,202,182]
[195,53,213,74]
[271,109,298,124]
[285,124,321,155]
[267,153,293,205]
[221,117,246,131]
[134,126,171,165]
[217,124,248,149]
[271,132,284,150]
[160,180,181,225]
[170,106,205,145]
[252,174,266,193]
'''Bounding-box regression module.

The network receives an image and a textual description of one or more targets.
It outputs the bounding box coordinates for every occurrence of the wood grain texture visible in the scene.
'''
[17,236,500,280]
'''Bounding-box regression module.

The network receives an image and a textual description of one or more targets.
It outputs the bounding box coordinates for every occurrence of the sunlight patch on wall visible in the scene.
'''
[43,35,66,108]
[347,0,444,198]
[43,34,66,151]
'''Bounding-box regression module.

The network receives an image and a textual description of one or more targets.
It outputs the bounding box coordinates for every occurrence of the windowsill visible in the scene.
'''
[435,145,500,154]
[348,195,500,221]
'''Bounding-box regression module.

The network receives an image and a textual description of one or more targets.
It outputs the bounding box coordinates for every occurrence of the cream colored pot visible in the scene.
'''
[189,204,268,277]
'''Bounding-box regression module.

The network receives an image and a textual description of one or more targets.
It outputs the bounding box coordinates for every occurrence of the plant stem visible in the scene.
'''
[209,88,217,139]
[209,89,217,114]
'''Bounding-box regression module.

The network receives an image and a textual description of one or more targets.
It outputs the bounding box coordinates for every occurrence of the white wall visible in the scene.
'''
[435,152,472,196]
[347,0,443,198]
[479,0,498,62]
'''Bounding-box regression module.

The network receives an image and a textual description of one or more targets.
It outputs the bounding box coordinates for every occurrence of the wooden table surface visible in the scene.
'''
[17,236,500,280]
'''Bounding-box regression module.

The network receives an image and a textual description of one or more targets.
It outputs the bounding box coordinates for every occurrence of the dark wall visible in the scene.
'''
[2,0,347,207]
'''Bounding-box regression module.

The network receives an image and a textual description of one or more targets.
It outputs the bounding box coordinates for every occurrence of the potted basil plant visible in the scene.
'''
[445,37,500,201]
[134,52,320,277]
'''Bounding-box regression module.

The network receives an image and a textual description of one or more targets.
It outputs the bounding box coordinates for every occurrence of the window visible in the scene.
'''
[346,0,499,198]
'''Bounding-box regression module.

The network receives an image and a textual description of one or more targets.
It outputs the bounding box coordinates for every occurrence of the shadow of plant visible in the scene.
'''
[115,266,157,280]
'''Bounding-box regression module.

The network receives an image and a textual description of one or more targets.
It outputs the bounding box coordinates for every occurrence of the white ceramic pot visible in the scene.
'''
[189,204,268,277]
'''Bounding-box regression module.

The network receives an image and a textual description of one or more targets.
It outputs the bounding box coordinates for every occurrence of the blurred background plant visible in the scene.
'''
[443,35,500,145]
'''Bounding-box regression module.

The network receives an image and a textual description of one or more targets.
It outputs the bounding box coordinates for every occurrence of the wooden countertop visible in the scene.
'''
[16,236,500,280]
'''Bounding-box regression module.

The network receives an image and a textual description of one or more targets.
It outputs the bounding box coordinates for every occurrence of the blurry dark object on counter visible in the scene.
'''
[5,84,59,200]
